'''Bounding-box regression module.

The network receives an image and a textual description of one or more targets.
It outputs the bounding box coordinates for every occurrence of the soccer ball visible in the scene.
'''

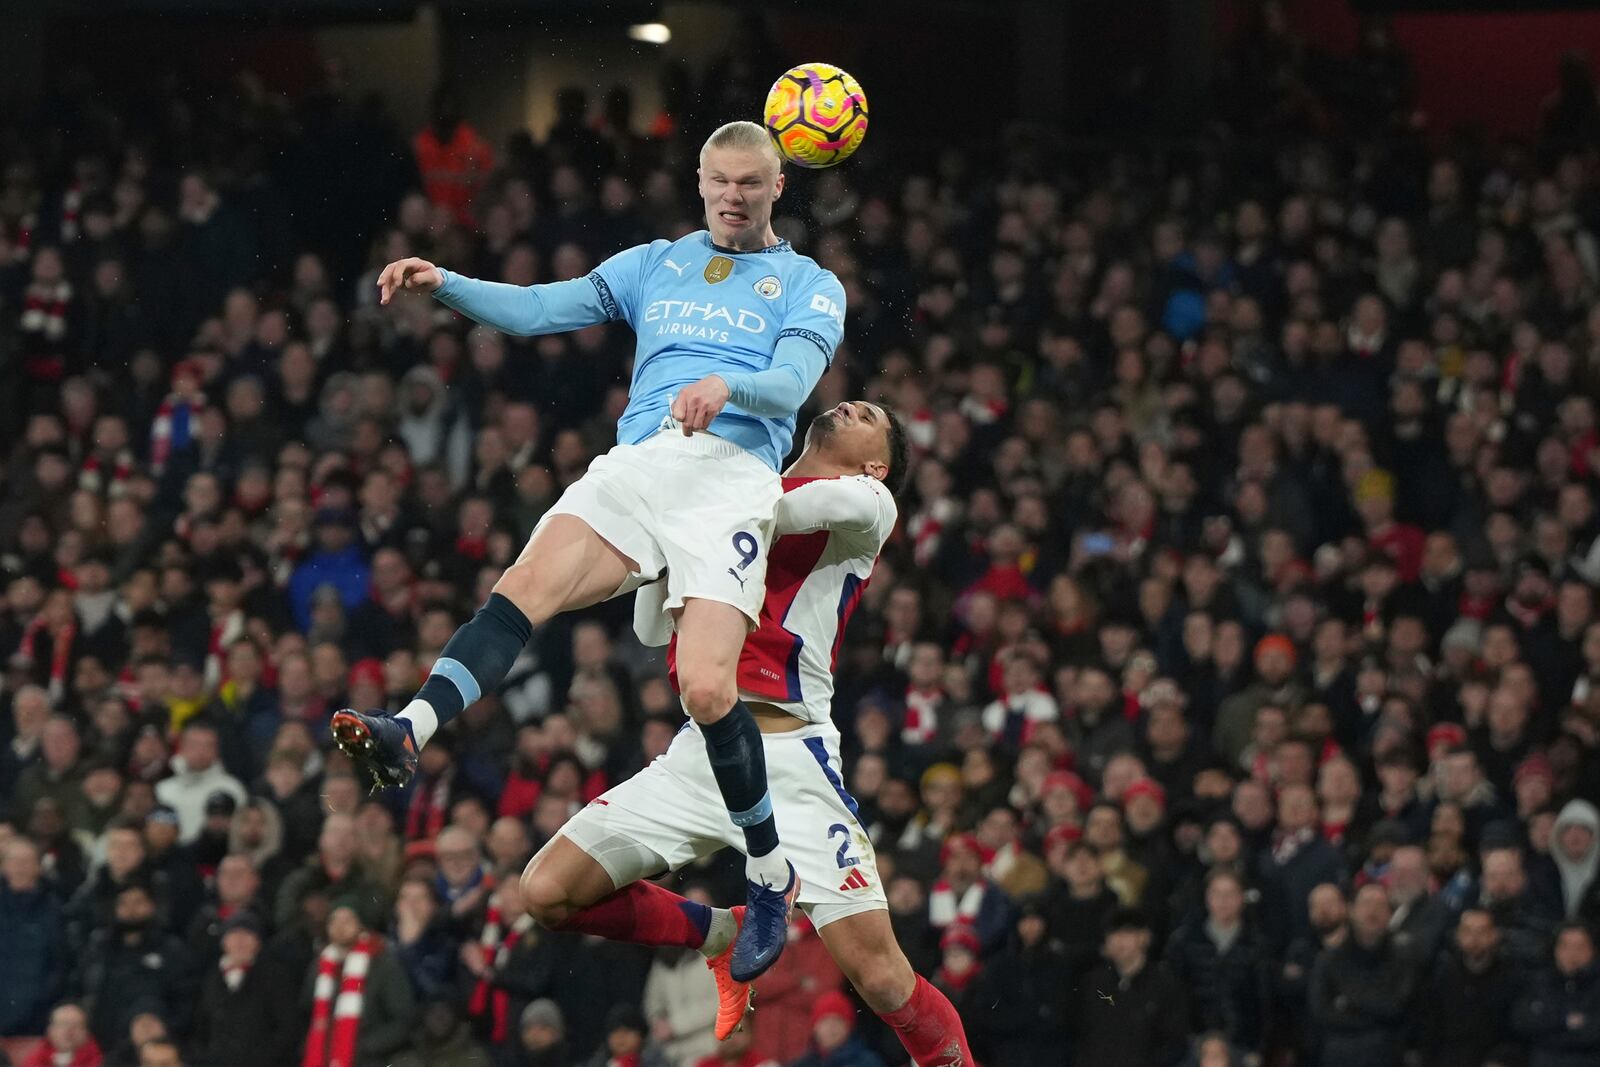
[763,62,869,169]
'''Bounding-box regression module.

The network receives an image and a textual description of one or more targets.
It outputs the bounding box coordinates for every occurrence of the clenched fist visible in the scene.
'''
[672,376,732,435]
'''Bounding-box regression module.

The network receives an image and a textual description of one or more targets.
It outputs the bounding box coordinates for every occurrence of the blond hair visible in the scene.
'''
[700,120,782,173]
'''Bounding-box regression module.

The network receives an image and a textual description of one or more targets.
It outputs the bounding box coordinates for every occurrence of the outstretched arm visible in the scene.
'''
[377,246,650,336]
[433,269,612,336]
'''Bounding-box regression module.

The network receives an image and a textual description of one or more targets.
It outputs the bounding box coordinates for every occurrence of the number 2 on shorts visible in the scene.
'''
[829,823,860,868]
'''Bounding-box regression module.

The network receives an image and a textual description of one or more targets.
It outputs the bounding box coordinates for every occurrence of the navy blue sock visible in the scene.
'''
[414,593,533,726]
[701,702,780,858]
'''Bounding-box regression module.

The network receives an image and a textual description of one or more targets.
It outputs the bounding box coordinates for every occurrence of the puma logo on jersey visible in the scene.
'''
[727,568,748,591]
[664,259,689,277]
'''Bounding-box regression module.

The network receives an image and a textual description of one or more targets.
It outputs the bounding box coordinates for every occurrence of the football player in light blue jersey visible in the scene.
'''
[331,121,838,985]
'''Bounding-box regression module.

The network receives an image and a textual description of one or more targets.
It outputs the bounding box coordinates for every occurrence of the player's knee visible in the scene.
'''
[678,673,736,721]
[492,560,556,626]
[519,862,575,928]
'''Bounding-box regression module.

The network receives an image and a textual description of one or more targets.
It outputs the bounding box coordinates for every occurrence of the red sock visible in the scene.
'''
[880,975,975,1067]
[554,881,711,948]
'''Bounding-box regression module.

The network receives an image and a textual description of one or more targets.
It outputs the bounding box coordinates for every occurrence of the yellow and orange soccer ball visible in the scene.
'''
[763,62,868,169]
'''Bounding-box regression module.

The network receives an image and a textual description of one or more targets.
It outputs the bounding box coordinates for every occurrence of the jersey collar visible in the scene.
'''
[704,231,792,255]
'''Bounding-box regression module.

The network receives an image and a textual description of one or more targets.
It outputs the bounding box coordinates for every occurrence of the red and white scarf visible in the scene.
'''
[21,279,71,342]
[405,770,451,841]
[928,879,988,929]
[903,686,944,745]
[19,617,75,704]
[1271,826,1315,867]
[302,934,375,1067]
[467,904,537,1042]
[80,449,136,497]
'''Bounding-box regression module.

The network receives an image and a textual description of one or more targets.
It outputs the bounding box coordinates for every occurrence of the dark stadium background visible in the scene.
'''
[6,1,1600,1066]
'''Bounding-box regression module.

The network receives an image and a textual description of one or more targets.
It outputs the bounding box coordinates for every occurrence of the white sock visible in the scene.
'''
[700,908,737,958]
[398,700,438,748]
[746,847,792,891]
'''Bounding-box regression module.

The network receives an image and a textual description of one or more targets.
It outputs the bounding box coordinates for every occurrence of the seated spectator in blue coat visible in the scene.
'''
[0,837,65,1036]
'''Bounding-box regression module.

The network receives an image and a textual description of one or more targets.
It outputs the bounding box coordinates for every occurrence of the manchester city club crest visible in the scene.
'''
[753,275,783,299]
[704,255,734,284]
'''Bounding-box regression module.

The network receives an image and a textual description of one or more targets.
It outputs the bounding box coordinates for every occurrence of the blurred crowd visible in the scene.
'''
[6,5,1600,1067]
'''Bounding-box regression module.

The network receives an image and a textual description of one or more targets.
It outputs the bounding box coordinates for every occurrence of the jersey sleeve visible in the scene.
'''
[774,476,897,541]
[433,271,610,336]
[779,267,847,366]
[718,334,828,417]
[585,241,657,328]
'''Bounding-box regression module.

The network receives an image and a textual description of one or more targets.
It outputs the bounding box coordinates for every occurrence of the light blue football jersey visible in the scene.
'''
[433,230,845,471]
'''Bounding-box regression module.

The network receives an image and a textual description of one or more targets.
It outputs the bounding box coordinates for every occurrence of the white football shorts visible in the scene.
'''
[559,720,887,928]
[527,421,780,627]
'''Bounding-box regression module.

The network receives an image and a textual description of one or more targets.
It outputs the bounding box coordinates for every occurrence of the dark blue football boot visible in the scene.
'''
[728,861,800,982]
[330,709,419,793]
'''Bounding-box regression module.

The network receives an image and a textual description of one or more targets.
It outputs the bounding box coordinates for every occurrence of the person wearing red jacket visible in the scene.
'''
[412,89,494,229]
[22,1003,104,1067]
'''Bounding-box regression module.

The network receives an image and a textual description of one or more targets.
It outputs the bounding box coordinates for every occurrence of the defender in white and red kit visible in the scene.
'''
[516,401,978,1066]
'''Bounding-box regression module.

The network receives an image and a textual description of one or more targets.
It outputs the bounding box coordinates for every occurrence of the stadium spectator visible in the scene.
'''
[4,11,1600,1064]
[393,998,491,1067]
[642,887,720,1065]
[583,1004,672,1067]
[301,896,416,1067]
[188,912,299,1067]
[1422,908,1522,1067]
[273,811,378,930]
[786,991,885,1067]
[0,838,65,1037]
[495,998,570,1067]
[1309,883,1419,1067]
[1166,868,1270,1054]
[77,882,196,1048]
[151,722,245,844]
[20,1003,103,1067]
[1512,922,1600,1067]
[972,902,1070,1067]
[1072,908,1188,1067]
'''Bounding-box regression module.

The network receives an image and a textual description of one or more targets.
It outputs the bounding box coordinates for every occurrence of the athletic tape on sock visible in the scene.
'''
[430,657,482,706]
[729,791,774,828]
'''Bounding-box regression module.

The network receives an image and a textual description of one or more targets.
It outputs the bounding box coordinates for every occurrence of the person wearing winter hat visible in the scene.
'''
[584,1004,671,1067]
[503,999,569,1067]
[786,990,886,1067]
[190,909,299,1067]
[1538,799,1600,921]
[928,832,1010,955]
[1213,635,1305,767]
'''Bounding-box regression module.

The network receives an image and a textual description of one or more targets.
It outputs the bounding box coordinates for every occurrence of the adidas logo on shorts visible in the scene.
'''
[837,868,871,892]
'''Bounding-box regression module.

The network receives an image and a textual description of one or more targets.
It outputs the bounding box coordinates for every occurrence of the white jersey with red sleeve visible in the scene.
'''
[643,474,897,724]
